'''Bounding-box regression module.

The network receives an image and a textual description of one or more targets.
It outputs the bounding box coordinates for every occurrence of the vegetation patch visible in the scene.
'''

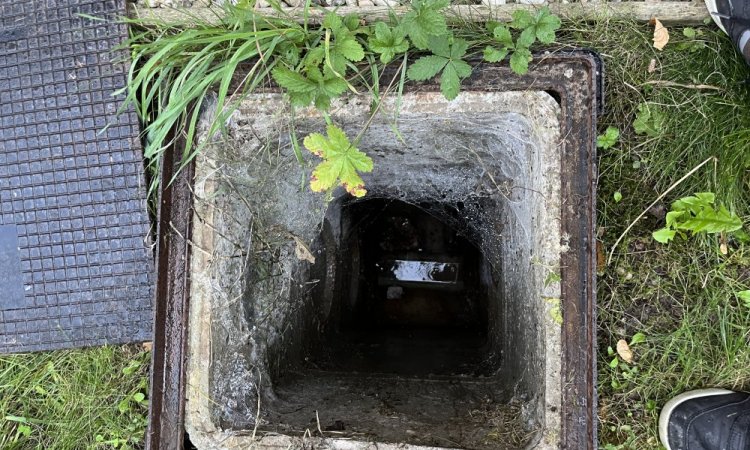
[0,346,150,450]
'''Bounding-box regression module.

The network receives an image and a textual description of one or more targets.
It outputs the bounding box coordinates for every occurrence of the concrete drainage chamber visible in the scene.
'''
[185,84,585,449]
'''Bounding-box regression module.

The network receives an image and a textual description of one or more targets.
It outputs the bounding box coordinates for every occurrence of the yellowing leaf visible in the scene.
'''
[616,339,634,363]
[304,125,373,197]
[652,18,670,51]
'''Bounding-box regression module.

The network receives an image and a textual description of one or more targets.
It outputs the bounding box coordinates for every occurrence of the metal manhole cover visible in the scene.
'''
[0,0,154,352]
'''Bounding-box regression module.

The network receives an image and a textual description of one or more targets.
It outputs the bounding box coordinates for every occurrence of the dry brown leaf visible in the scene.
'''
[142,341,153,352]
[651,18,670,51]
[720,233,728,255]
[648,59,657,73]
[616,339,634,363]
[293,236,316,264]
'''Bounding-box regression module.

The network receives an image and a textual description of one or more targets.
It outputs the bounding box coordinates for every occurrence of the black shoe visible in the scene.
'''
[705,0,750,66]
[659,388,750,450]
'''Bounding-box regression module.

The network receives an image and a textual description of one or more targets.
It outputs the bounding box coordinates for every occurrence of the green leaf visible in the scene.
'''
[401,0,449,50]
[322,12,344,33]
[368,23,409,64]
[738,290,750,308]
[676,205,743,234]
[272,67,316,93]
[609,357,619,369]
[449,38,469,59]
[343,14,362,32]
[665,210,684,228]
[274,67,348,111]
[16,424,31,437]
[451,59,472,78]
[426,34,452,58]
[440,63,461,100]
[407,55,448,81]
[408,37,471,100]
[517,27,536,49]
[535,7,562,44]
[511,10,534,29]
[483,46,509,63]
[597,126,620,149]
[613,191,622,203]
[630,332,646,345]
[633,103,665,137]
[304,124,374,197]
[509,47,532,75]
[683,27,697,38]
[133,392,146,403]
[492,25,514,47]
[118,398,130,414]
[336,37,365,62]
[653,228,677,243]
[511,7,560,44]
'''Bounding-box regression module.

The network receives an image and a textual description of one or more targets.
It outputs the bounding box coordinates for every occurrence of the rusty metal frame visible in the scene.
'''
[146,132,194,450]
[145,51,601,450]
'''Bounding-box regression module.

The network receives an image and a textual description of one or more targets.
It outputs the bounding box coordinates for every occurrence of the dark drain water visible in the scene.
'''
[310,199,491,377]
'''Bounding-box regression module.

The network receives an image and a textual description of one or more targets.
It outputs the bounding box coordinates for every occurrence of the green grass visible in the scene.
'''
[0,346,150,450]
[559,19,750,449]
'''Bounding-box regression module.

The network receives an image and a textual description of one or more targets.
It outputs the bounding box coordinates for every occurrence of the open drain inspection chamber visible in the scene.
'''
[147,53,601,450]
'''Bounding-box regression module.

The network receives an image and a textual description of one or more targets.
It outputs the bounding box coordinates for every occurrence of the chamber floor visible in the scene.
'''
[266,371,517,449]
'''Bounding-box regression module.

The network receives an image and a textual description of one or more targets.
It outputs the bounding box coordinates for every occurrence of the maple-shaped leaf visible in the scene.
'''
[401,0,450,50]
[368,22,410,64]
[407,36,472,100]
[272,66,348,110]
[304,124,373,197]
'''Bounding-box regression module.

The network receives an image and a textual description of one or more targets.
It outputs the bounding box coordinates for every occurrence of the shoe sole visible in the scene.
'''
[658,388,735,450]
[704,0,729,33]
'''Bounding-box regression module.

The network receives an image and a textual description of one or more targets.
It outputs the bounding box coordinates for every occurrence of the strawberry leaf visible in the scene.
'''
[407,36,472,100]
[509,47,532,75]
[272,66,347,111]
[368,23,410,64]
[401,0,450,50]
[483,46,508,63]
[407,55,448,81]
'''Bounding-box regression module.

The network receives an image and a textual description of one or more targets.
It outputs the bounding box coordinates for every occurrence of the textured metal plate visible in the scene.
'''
[0,0,154,352]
